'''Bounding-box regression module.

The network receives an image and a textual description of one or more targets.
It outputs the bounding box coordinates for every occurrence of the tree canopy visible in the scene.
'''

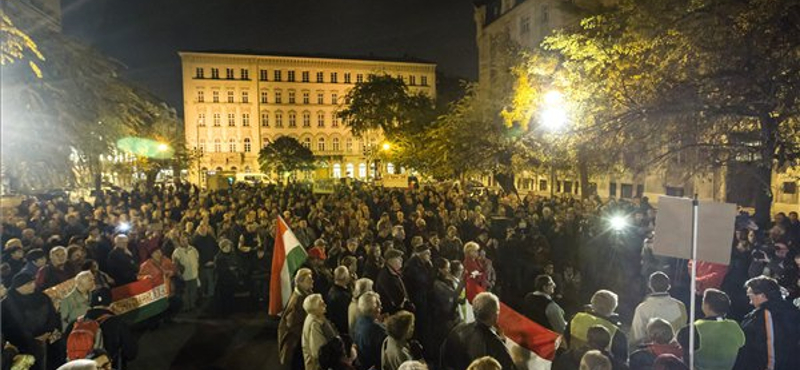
[258,136,316,176]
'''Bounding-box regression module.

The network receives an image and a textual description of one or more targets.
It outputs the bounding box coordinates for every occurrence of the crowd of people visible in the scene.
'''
[1,179,799,370]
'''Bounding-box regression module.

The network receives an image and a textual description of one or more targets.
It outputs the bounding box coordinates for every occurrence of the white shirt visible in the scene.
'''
[172,246,200,281]
[630,292,688,346]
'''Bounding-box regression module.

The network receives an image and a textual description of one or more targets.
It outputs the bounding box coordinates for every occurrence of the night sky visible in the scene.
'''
[61,0,478,116]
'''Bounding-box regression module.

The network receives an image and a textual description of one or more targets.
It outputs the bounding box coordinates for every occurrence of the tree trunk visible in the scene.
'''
[753,116,777,228]
[145,169,159,189]
[578,150,592,199]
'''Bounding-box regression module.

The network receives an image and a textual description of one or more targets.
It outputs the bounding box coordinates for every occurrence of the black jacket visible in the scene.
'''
[84,308,138,368]
[440,321,517,370]
[106,249,138,286]
[734,299,800,370]
[523,292,554,331]
[375,266,410,314]
[326,284,352,335]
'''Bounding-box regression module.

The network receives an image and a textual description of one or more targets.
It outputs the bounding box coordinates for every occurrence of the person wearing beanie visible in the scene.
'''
[1,272,62,370]
[19,248,47,279]
[80,288,137,369]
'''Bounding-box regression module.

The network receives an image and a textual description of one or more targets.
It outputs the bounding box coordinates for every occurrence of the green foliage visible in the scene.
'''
[0,9,44,77]
[258,136,316,176]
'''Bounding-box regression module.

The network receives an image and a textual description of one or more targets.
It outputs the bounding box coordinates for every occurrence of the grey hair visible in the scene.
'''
[294,268,313,285]
[352,278,374,301]
[398,361,429,370]
[302,293,324,314]
[590,290,618,317]
[75,270,94,283]
[358,291,381,316]
[334,266,350,282]
[472,292,499,322]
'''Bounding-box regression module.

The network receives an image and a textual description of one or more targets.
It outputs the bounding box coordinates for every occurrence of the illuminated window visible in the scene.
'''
[261,112,269,127]
[332,138,340,151]
[358,163,366,178]
[242,113,250,126]
[302,112,310,127]
[317,112,325,127]
[317,137,326,152]
[303,137,311,149]
[275,112,283,127]
[275,91,282,104]
[317,93,324,105]
[259,69,268,81]
[346,163,354,178]
[387,163,395,174]
[331,93,338,105]
[302,71,309,82]
[195,67,204,78]
[198,113,206,126]
[331,112,339,127]
[244,138,251,152]
[288,112,297,128]
[274,70,282,81]
[333,164,341,178]
[229,138,237,152]
[303,92,309,104]
[241,91,249,103]
[260,91,268,103]
[289,91,296,104]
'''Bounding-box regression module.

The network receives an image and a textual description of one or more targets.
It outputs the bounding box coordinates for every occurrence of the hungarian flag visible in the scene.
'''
[268,215,308,315]
[45,277,169,324]
[466,280,560,369]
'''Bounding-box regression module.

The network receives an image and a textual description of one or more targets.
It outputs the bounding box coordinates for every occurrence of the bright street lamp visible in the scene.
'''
[157,143,169,152]
[541,90,567,132]
[381,142,391,151]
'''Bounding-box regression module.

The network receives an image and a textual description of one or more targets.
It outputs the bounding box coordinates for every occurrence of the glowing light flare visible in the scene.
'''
[381,142,392,151]
[609,215,629,232]
[541,107,567,132]
[116,137,175,159]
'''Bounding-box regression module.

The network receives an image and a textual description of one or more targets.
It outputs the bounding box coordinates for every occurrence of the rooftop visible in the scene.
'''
[179,50,436,66]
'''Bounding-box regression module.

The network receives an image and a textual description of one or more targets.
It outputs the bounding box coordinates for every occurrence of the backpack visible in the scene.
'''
[66,314,112,361]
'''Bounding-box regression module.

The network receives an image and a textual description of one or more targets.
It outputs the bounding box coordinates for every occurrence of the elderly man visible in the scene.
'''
[60,271,96,330]
[376,249,411,314]
[523,274,567,334]
[2,273,62,370]
[565,290,628,362]
[441,292,516,370]
[106,234,138,286]
[278,268,314,369]
[326,265,352,334]
[36,246,72,290]
[301,294,338,370]
[353,291,387,370]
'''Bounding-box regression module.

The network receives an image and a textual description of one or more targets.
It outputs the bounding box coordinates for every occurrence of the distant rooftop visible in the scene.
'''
[180,50,436,65]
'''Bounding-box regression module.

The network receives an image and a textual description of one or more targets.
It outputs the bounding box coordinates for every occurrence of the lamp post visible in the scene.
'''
[540,90,567,197]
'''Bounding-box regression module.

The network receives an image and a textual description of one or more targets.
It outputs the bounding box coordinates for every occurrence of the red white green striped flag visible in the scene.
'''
[268,215,308,316]
[45,277,169,324]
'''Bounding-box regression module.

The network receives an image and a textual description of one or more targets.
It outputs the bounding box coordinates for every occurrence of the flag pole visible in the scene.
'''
[688,195,699,370]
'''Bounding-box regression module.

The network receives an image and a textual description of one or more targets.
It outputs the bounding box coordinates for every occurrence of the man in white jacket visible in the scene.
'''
[172,233,200,312]
[630,271,687,347]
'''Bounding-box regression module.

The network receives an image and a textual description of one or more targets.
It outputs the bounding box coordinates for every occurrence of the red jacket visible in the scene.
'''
[688,260,728,294]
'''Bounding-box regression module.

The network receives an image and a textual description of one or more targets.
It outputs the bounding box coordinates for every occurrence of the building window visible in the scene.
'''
[260,69,268,81]
[330,72,338,83]
[197,91,204,102]
[317,137,325,152]
[317,93,324,105]
[213,113,221,126]
[242,91,249,103]
[333,164,341,178]
[244,138,251,152]
[198,113,206,126]
[302,112,310,127]
[275,91,282,104]
[541,5,550,25]
[302,71,310,82]
[520,16,530,35]
[262,137,270,147]
[288,112,297,128]
[409,76,416,86]
[226,68,234,79]
[275,112,283,127]
[227,91,235,103]
[387,162,395,174]
[260,91,268,104]
[316,72,324,83]
[344,73,351,84]
[332,137,340,151]
[331,93,338,105]
[288,91,296,104]
[211,68,219,79]
[195,67,204,78]
[356,74,364,83]
[345,137,353,152]
[214,139,221,152]
[332,113,340,127]
[261,112,269,127]
[287,71,295,82]
[274,70,282,81]
[213,91,220,103]
[228,113,235,126]
[229,138,237,152]
[303,137,311,149]
[303,92,309,104]
[358,163,366,178]
[346,163,354,178]
[241,69,249,80]
[421,76,428,86]
[317,112,325,127]
[242,113,250,126]
[199,139,206,153]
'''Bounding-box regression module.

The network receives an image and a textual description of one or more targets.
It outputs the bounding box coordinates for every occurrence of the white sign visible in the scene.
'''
[381,174,409,188]
[652,196,736,265]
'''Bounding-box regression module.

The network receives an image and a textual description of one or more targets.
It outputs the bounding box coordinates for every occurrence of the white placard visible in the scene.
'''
[652,196,736,265]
